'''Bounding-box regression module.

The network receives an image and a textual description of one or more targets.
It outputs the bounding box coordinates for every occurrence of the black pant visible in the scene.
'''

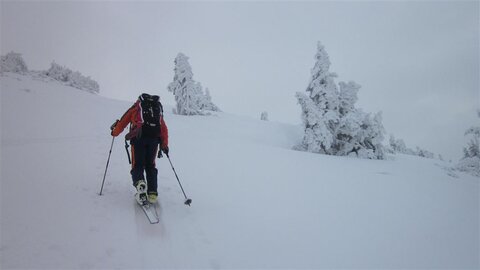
[130,137,158,193]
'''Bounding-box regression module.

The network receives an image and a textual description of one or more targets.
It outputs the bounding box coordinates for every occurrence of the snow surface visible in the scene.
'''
[1,73,479,269]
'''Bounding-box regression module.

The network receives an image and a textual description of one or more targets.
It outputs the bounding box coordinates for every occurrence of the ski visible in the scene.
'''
[138,201,159,224]
[135,193,159,224]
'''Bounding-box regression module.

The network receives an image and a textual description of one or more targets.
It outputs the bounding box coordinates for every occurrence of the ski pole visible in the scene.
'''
[99,136,115,195]
[166,153,192,206]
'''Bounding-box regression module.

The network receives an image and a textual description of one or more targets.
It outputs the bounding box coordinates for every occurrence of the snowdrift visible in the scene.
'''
[1,72,478,269]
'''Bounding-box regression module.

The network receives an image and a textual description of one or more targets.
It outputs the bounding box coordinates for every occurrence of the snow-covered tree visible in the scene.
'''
[168,53,219,115]
[168,53,199,115]
[335,82,384,159]
[1,51,28,73]
[296,42,339,154]
[44,61,99,94]
[306,43,339,112]
[295,92,334,154]
[457,112,480,176]
[261,111,269,121]
[335,109,363,156]
[338,81,360,117]
[296,42,385,159]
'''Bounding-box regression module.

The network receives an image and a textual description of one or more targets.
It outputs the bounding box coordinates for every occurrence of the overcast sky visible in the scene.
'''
[1,1,479,160]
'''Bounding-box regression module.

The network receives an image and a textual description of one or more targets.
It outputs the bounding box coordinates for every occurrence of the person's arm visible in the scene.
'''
[111,105,135,137]
[159,117,169,154]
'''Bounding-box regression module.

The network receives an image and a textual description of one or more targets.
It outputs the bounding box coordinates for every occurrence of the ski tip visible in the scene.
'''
[185,198,192,206]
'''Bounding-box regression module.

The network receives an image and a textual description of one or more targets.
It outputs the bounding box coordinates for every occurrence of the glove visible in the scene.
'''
[162,146,169,156]
[110,120,119,131]
[110,120,119,136]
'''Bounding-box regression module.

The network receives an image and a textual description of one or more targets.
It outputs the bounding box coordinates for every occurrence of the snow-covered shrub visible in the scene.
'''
[359,112,386,159]
[457,157,480,177]
[390,135,406,153]
[416,147,435,159]
[168,53,219,115]
[44,62,69,81]
[200,88,221,112]
[44,62,99,94]
[1,51,28,73]
[389,134,439,159]
[389,135,415,155]
[456,114,480,177]
[261,111,269,121]
[296,42,385,159]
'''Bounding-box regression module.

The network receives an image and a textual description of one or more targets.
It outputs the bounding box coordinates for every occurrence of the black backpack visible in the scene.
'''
[139,93,163,138]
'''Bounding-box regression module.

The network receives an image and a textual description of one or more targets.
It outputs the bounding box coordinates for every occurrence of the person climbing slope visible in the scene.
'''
[111,93,169,205]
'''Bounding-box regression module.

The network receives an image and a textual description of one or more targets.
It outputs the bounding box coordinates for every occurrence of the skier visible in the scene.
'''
[110,93,169,205]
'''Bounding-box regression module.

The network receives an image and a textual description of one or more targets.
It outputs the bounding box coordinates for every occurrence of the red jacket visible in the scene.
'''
[112,100,169,148]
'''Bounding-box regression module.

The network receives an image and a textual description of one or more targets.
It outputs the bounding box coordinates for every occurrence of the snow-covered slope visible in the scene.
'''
[1,73,478,269]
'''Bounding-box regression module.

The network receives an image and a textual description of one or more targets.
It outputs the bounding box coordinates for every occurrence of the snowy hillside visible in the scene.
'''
[1,72,479,269]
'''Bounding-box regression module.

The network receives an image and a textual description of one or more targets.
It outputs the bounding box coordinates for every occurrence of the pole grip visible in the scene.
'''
[157,143,163,158]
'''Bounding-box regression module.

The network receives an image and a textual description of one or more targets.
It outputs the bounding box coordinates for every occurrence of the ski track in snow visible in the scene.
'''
[1,73,479,269]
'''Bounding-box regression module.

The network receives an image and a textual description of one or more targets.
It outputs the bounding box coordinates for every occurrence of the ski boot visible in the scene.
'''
[134,180,147,205]
[147,191,158,204]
